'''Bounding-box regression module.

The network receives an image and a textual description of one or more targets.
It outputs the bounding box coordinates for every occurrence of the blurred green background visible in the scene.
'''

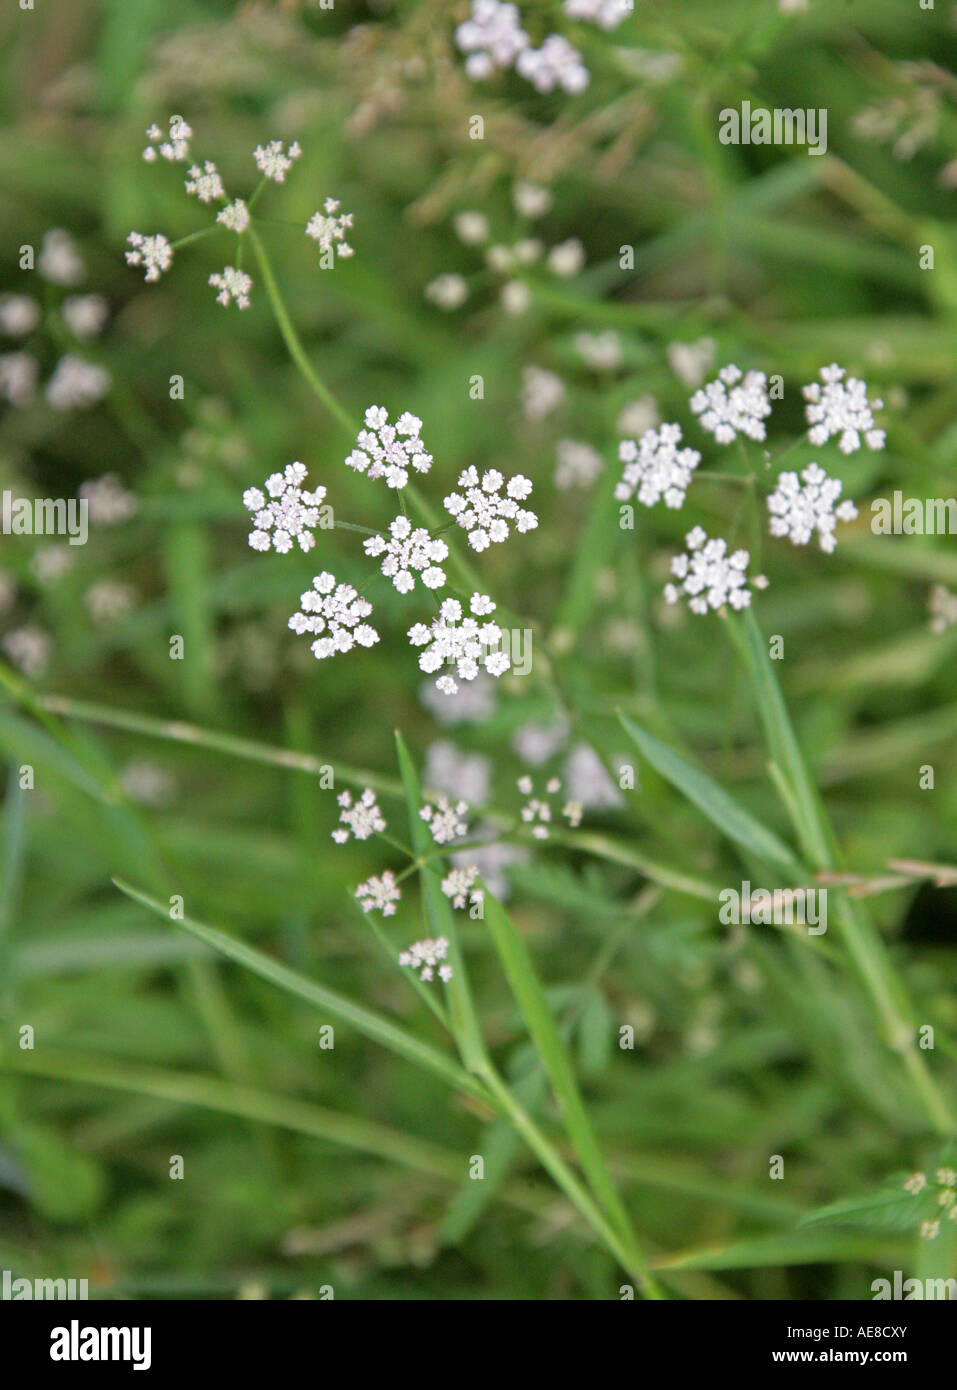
[0,0,955,1299]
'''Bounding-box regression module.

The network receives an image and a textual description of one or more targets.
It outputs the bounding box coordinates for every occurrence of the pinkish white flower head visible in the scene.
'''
[516,35,590,94]
[929,585,957,635]
[668,337,715,388]
[421,674,497,727]
[615,423,700,508]
[288,571,380,661]
[501,281,532,315]
[0,352,38,406]
[143,115,193,163]
[209,266,252,309]
[664,527,753,615]
[455,1,530,81]
[399,936,453,983]
[38,228,85,286]
[522,364,565,421]
[803,363,886,454]
[332,788,386,843]
[125,232,173,283]
[346,406,433,489]
[441,865,483,911]
[425,273,468,310]
[305,198,355,258]
[409,593,509,695]
[617,395,659,437]
[563,0,629,28]
[920,1220,940,1241]
[513,182,553,219]
[62,294,109,340]
[903,1171,927,1196]
[217,199,250,233]
[443,467,537,552]
[85,579,137,624]
[517,775,577,840]
[767,463,858,554]
[420,796,469,845]
[356,871,401,916]
[243,461,326,554]
[0,295,41,337]
[363,516,448,594]
[564,743,624,810]
[512,715,570,767]
[555,439,603,490]
[689,365,772,444]
[185,160,225,204]
[547,238,586,277]
[44,355,111,410]
[253,138,302,183]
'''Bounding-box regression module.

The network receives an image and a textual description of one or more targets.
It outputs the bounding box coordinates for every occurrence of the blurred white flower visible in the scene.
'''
[663,527,753,615]
[2,626,52,677]
[84,580,137,624]
[521,365,565,421]
[79,474,138,525]
[45,355,110,410]
[0,352,38,406]
[555,438,604,490]
[617,396,659,437]
[0,295,40,337]
[425,273,468,310]
[453,211,490,245]
[575,330,622,371]
[767,463,858,553]
[564,743,624,809]
[424,740,492,803]
[512,715,570,766]
[513,182,552,218]
[501,280,532,314]
[929,585,957,635]
[803,363,885,454]
[667,337,715,388]
[455,1,530,81]
[517,35,590,94]
[547,238,585,277]
[564,0,629,28]
[62,294,108,340]
[38,228,85,285]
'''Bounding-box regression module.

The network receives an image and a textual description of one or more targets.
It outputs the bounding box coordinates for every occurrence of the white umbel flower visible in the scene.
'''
[243,461,326,554]
[563,0,628,28]
[2,626,52,677]
[441,865,483,911]
[288,572,380,660]
[62,294,108,340]
[209,266,252,309]
[767,463,858,553]
[455,1,530,81]
[420,797,469,845]
[803,363,885,454]
[0,352,38,406]
[547,238,586,277]
[252,139,302,182]
[516,35,590,93]
[305,198,354,258]
[143,115,193,163]
[521,365,565,420]
[185,160,225,203]
[44,355,110,410]
[399,936,452,982]
[690,365,772,444]
[513,182,552,218]
[409,593,509,695]
[615,423,700,508]
[663,527,753,615]
[217,199,250,233]
[363,516,448,594]
[425,273,468,310]
[355,871,401,916]
[453,211,490,245]
[125,232,173,283]
[345,406,433,488]
[443,466,537,552]
[332,789,386,843]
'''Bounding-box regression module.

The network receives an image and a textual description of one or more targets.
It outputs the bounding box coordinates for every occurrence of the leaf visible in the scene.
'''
[617,714,804,879]
[800,1186,929,1235]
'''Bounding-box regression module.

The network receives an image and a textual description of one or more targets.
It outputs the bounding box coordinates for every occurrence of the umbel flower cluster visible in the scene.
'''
[615,361,880,614]
[125,116,354,311]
